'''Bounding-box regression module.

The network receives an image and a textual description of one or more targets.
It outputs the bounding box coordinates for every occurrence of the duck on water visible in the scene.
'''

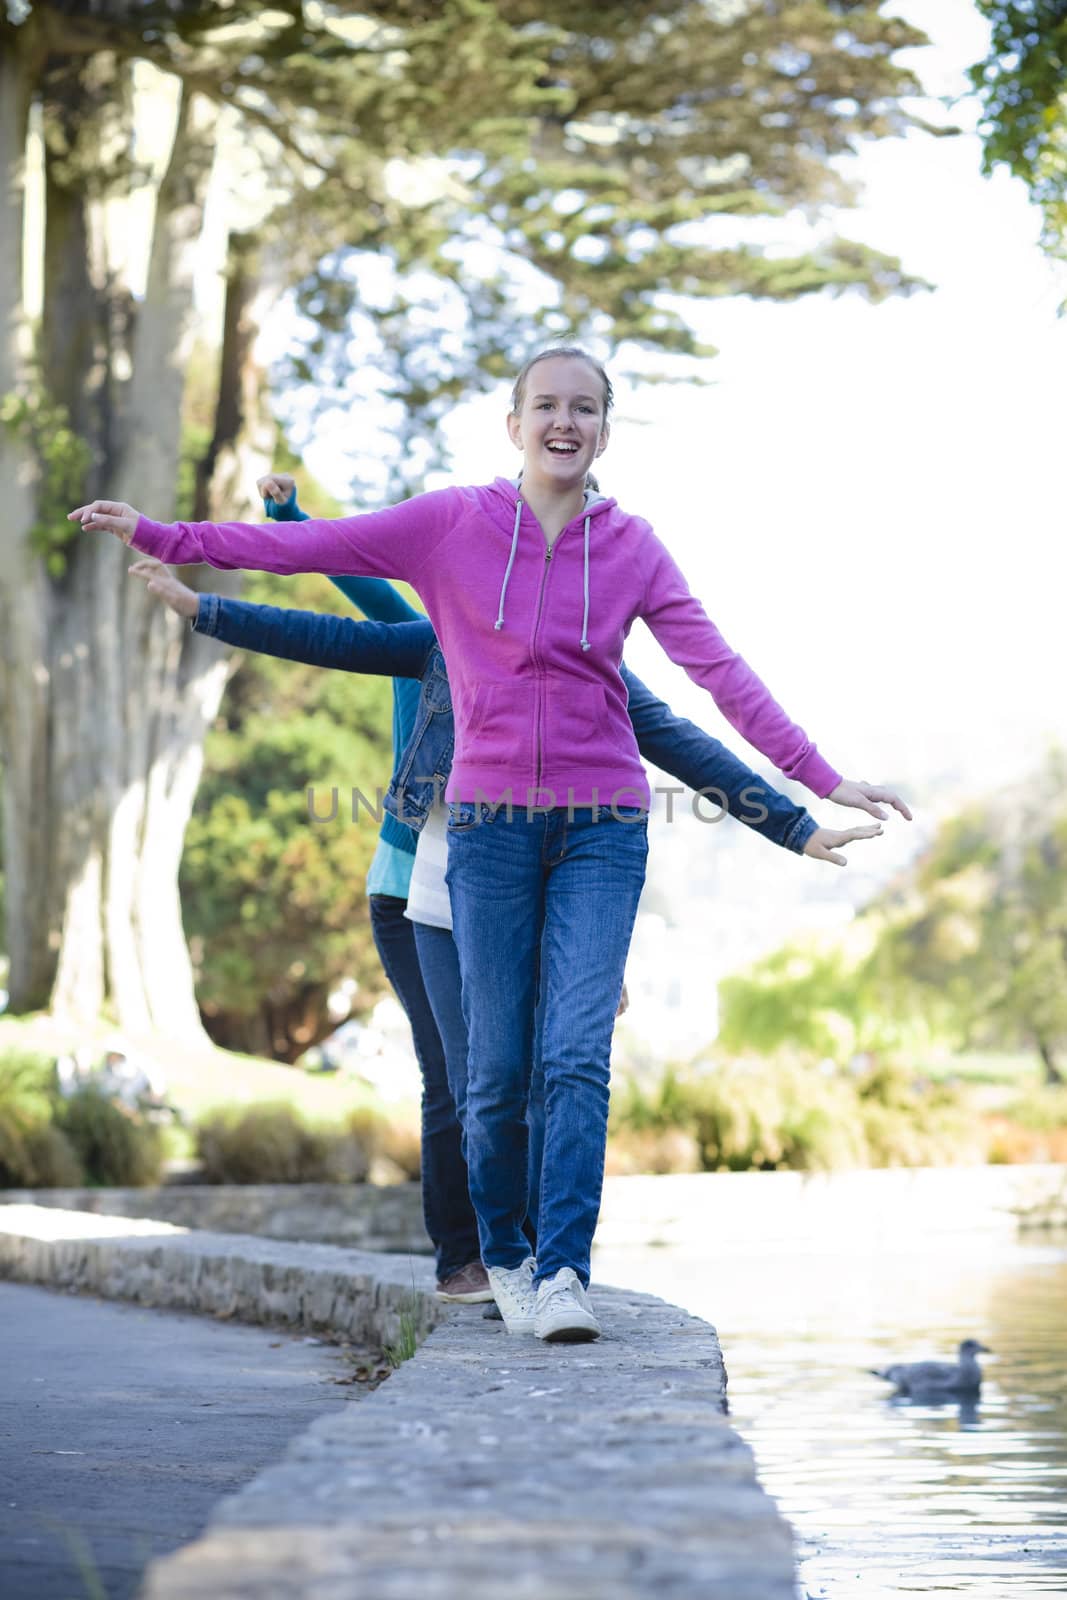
[871,1339,992,1397]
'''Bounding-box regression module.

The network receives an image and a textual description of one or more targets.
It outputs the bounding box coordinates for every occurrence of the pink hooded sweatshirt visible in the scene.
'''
[132,477,840,807]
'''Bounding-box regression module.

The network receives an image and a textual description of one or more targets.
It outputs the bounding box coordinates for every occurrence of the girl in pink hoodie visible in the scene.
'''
[72,347,908,1343]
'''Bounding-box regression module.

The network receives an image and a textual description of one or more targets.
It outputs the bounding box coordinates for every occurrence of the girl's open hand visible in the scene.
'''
[804,822,883,867]
[68,500,140,544]
[128,560,199,620]
[829,778,912,823]
[256,472,296,505]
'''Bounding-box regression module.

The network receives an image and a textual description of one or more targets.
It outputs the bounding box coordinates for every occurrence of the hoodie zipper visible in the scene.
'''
[532,541,554,791]
[523,498,588,793]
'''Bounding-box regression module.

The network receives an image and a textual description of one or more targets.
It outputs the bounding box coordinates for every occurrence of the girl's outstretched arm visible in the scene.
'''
[128,561,198,617]
[639,540,911,822]
[128,561,433,678]
[621,664,883,863]
[803,823,884,867]
[622,663,817,851]
[70,485,458,585]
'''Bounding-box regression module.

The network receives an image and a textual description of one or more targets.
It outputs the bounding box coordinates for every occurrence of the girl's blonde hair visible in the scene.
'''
[509,346,614,419]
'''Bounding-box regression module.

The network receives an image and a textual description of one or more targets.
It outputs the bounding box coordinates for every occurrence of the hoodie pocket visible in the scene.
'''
[459,681,535,768]
[547,679,611,763]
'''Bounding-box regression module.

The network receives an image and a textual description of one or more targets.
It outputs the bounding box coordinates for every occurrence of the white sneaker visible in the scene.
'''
[534,1267,601,1343]
[486,1258,537,1334]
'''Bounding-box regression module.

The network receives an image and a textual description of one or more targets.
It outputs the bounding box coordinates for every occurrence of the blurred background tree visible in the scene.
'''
[1,1,935,1053]
[972,1,1067,261]
[719,749,1067,1086]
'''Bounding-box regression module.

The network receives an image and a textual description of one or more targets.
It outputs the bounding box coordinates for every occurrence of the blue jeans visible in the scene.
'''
[368,895,481,1280]
[414,920,544,1243]
[445,806,648,1287]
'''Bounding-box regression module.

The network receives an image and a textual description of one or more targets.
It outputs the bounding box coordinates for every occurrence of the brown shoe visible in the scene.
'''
[436,1262,494,1303]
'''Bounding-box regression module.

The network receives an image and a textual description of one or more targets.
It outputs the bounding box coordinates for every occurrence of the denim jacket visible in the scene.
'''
[194,594,817,854]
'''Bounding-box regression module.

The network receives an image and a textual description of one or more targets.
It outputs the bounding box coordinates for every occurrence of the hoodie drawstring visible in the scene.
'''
[494,497,523,633]
[580,514,591,651]
[495,498,593,652]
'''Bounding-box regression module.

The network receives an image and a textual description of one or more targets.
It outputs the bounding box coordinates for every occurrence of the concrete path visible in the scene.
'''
[0,1282,358,1600]
[0,1206,796,1600]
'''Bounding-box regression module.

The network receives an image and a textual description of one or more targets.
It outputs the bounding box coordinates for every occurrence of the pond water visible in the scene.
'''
[592,1229,1067,1598]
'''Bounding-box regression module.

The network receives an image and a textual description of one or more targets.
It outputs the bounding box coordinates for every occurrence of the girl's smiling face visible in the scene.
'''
[507,355,610,490]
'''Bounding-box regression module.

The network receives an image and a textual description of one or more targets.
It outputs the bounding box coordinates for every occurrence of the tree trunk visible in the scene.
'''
[0,23,54,1010]
[38,53,132,1026]
[193,231,277,522]
[1035,1035,1065,1089]
[99,82,231,1042]
[0,55,273,1045]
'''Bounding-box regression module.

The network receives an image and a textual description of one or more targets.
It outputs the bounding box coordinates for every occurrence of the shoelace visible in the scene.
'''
[539,1275,580,1312]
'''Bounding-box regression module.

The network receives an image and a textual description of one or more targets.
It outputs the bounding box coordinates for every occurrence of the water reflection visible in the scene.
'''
[593,1230,1067,1597]
[887,1392,982,1429]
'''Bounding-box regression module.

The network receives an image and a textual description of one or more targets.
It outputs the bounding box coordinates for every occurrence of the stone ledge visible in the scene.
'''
[8,1163,1065,1270]
[0,1181,431,1254]
[0,1206,795,1599]
[0,1204,440,1349]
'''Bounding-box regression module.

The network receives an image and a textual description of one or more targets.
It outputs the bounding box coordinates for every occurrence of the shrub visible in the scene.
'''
[605,1125,703,1177]
[0,1048,57,1121]
[609,1057,984,1174]
[195,1102,379,1184]
[1003,1085,1067,1133]
[856,1066,978,1166]
[0,1106,84,1187]
[374,1117,422,1182]
[0,1050,85,1187]
[56,1089,164,1187]
[19,1122,85,1187]
[985,1087,1067,1163]
[778,1093,869,1172]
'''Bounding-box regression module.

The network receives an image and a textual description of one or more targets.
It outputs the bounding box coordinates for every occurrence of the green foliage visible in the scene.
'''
[0,1049,165,1189]
[718,921,943,1064]
[0,1049,81,1186]
[181,560,400,1059]
[0,1047,56,1120]
[0,1110,84,1188]
[194,1101,378,1184]
[267,0,936,495]
[868,752,1067,1083]
[717,751,1067,1086]
[1003,1083,1067,1133]
[384,1296,421,1369]
[853,1063,980,1167]
[0,387,92,576]
[13,1122,85,1188]
[366,1110,422,1182]
[610,1057,979,1173]
[971,2,1067,258]
[0,788,6,957]
[55,1089,164,1188]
